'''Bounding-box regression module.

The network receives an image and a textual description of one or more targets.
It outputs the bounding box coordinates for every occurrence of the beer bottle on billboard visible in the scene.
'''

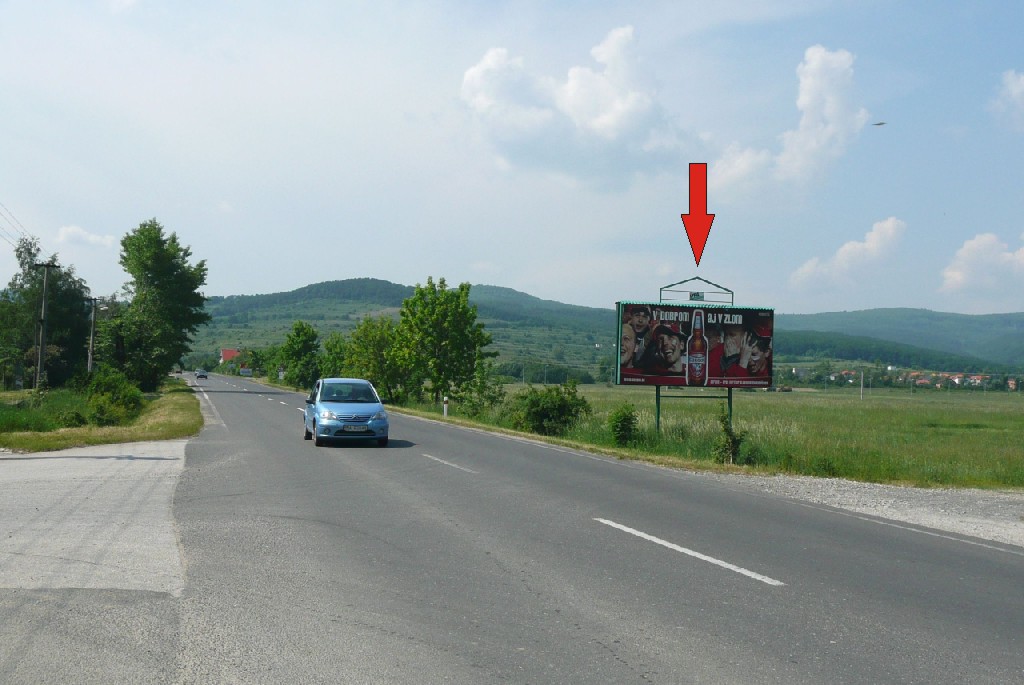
[687,310,708,386]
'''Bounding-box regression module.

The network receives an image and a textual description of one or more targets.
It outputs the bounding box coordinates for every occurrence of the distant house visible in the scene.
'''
[220,348,241,365]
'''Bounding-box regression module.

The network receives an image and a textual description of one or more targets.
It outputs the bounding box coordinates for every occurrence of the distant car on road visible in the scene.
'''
[303,378,389,447]
[195,369,208,379]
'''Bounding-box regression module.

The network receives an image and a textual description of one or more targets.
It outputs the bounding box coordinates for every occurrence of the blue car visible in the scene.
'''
[303,378,389,447]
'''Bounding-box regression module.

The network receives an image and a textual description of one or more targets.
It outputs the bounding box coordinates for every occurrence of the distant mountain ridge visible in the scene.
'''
[776,308,1024,368]
[198,279,1022,371]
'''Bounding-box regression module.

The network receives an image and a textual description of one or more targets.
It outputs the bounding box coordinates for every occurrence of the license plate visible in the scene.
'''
[342,425,366,432]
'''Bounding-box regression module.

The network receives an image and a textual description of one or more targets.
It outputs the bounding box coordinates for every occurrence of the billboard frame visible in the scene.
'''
[617,278,773,434]
[658,276,734,305]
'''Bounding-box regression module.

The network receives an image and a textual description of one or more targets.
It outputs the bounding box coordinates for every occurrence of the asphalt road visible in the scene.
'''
[2,373,1022,683]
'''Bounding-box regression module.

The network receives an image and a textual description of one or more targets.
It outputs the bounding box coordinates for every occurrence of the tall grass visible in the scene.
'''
[432,385,1024,489]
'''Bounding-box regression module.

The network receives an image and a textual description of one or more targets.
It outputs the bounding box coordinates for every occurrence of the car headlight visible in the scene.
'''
[371,410,388,421]
[319,409,337,420]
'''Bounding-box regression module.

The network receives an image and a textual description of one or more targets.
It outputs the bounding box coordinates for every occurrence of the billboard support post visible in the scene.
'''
[655,385,661,432]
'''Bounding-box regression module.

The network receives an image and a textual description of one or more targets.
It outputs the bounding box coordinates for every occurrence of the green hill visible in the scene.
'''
[197,279,617,375]
[773,330,1009,374]
[192,279,1021,376]
[776,309,1024,368]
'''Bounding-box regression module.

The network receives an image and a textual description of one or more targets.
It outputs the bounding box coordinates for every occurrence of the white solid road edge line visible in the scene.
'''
[595,518,786,587]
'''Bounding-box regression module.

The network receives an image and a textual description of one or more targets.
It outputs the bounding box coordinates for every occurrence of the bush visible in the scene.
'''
[738,442,767,467]
[608,402,639,446]
[56,410,88,428]
[809,455,840,477]
[87,367,144,426]
[505,381,592,436]
[712,403,746,464]
[89,395,132,426]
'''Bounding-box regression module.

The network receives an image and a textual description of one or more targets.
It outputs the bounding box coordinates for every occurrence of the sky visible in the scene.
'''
[1,0,1023,315]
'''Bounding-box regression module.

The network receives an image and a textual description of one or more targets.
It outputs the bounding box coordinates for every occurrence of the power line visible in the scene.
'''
[0,201,32,239]
[0,200,46,257]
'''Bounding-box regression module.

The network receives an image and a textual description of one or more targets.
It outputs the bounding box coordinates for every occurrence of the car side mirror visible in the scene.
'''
[305,398,314,404]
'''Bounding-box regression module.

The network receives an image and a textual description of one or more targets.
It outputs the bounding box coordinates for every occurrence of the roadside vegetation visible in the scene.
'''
[400,384,1024,490]
[0,377,202,452]
[1,220,209,452]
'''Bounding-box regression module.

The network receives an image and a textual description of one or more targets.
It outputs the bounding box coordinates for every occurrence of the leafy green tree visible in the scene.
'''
[104,220,210,391]
[394,277,494,403]
[318,331,350,378]
[450,358,506,417]
[346,315,403,401]
[2,236,91,387]
[281,321,321,388]
[244,347,271,377]
[809,359,834,387]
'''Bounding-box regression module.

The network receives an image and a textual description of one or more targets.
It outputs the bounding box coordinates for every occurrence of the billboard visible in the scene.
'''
[616,302,774,388]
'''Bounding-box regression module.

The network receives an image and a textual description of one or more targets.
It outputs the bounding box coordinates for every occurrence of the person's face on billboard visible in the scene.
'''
[620,326,636,363]
[749,337,771,373]
[722,325,744,356]
[630,310,650,334]
[659,332,682,363]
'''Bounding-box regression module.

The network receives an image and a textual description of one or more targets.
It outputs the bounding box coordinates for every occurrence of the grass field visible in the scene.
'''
[427,384,1024,489]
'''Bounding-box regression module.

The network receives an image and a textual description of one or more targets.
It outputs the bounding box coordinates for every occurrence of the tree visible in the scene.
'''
[318,331,350,379]
[281,321,321,388]
[394,277,494,403]
[2,236,91,388]
[346,315,403,402]
[105,220,210,391]
[449,357,506,417]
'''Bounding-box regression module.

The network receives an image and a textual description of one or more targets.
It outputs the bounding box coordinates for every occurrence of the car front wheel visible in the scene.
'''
[377,437,389,447]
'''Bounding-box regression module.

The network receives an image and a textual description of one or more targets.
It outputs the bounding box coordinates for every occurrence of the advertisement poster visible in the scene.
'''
[616,302,774,388]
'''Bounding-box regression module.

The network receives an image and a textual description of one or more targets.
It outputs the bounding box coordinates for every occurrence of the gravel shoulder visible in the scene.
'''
[709,471,1024,549]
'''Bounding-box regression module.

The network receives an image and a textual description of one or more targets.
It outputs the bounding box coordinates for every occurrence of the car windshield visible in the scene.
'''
[320,383,376,403]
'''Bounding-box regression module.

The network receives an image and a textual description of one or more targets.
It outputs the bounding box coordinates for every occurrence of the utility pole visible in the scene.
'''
[88,297,98,373]
[33,261,58,389]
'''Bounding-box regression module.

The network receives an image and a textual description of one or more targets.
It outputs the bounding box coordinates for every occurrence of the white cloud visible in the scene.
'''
[711,143,772,192]
[461,48,555,139]
[553,26,655,141]
[791,217,906,286]
[56,225,116,249]
[774,45,869,180]
[464,33,866,192]
[940,233,1024,292]
[990,69,1024,131]
[461,26,681,187]
[711,45,867,190]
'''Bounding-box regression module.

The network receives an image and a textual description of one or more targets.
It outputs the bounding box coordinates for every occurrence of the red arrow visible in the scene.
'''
[681,162,715,266]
